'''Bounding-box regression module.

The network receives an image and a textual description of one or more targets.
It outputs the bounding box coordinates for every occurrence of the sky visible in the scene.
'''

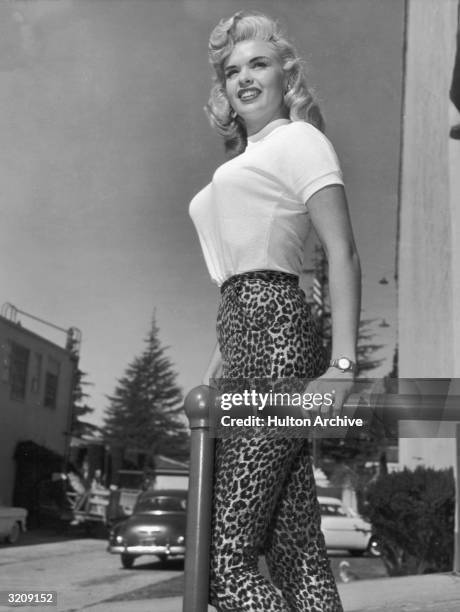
[0,0,402,427]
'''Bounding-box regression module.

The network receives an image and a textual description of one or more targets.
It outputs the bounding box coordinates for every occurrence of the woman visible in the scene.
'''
[189,11,360,612]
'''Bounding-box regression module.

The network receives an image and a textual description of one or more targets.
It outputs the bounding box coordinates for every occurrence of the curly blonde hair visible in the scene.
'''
[205,11,325,157]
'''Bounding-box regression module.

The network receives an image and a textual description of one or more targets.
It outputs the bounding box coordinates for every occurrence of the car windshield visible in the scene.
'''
[134,496,186,513]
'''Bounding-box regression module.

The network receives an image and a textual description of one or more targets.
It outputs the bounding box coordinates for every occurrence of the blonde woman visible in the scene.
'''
[190,11,360,611]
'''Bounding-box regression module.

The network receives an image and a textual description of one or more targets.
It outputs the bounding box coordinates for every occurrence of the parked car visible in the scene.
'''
[318,496,380,557]
[0,505,28,544]
[107,489,186,569]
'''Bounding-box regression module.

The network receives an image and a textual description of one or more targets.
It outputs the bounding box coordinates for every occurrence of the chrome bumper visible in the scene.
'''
[108,544,185,556]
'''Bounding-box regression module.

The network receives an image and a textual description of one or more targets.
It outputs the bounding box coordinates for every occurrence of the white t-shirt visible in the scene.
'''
[189,119,343,287]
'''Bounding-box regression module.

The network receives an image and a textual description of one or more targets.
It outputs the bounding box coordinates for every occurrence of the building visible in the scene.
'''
[0,303,79,509]
[69,434,189,492]
[398,0,460,469]
[153,454,189,490]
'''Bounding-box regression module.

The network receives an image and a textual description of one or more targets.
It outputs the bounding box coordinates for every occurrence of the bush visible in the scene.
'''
[363,466,455,576]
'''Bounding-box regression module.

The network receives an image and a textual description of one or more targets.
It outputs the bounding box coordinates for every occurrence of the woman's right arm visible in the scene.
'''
[202,341,222,386]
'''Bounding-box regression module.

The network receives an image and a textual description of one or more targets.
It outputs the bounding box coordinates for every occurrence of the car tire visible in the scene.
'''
[121,553,135,569]
[367,536,382,557]
[7,522,20,544]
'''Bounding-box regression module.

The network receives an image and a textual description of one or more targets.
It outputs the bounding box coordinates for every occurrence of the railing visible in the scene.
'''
[1,302,82,353]
[183,384,460,611]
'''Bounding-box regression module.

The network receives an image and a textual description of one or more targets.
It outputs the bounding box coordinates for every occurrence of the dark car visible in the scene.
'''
[107,489,187,569]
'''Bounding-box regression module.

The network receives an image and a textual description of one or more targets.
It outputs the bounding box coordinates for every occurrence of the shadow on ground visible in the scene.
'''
[0,523,109,547]
[104,554,388,602]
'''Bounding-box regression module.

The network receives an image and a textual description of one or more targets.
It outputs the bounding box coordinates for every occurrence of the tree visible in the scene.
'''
[364,467,455,575]
[70,368,100,439]
[355,318,386,375]
[102,314,189,464]
[308,244,385,373]
[308,244,393,473]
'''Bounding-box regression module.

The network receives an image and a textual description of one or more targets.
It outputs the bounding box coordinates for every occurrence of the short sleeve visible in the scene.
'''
[280,122,344,205]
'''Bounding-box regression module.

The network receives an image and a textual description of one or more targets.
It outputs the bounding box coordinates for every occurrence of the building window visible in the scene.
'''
[1,343,10,383]
[31,352,43,394]
[43,357,60,409]
[9,342,30,401]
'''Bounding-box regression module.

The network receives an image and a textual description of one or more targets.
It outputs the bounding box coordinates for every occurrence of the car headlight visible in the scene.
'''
[115,535,124,544]
[176,536,185,544]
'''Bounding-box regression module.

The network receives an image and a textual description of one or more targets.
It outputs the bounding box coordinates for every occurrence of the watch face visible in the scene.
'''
[337,358,351,370]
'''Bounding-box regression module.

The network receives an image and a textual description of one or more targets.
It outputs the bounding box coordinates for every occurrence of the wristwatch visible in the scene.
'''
[329,356,357,373]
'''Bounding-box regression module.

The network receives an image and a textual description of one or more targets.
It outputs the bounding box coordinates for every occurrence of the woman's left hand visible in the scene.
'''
[304,367,355,417]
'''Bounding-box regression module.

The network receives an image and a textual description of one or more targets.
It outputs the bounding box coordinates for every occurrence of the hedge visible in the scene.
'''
[363,466,455,575]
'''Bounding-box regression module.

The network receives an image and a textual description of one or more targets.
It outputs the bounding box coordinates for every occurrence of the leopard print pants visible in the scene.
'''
[209,270,343,612]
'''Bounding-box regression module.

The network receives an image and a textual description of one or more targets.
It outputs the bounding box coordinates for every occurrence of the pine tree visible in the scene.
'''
[71,369,100,439]
[102,314,189,464]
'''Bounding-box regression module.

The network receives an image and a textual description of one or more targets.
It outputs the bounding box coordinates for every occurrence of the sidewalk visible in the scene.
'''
[87,572,460,612]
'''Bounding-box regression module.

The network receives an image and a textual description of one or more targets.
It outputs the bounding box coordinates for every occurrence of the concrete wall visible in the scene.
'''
[0,317,76,504]
[398,0,460,469]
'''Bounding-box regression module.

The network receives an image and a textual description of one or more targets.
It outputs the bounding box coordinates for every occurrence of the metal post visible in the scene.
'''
[183,386,216,612]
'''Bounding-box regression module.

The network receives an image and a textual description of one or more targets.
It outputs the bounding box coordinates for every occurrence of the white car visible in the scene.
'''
[0,505,28,544]
[318,496,380,556]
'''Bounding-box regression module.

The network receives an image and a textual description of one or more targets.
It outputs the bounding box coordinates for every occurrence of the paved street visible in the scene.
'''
[0,529,390,611]
[0,537,182,612]
[100,573,460,612]
[1,535,460,612]
[0,533,387,611]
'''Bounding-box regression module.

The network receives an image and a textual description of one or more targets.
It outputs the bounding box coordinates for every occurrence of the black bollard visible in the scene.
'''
[183,385,216,612]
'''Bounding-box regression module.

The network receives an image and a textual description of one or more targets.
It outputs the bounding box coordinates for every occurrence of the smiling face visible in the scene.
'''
[224,40,288,135]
